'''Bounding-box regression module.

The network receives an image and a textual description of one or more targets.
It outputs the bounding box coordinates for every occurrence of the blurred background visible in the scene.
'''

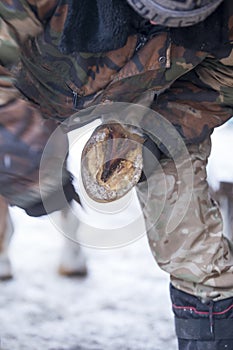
[1,119,233,350]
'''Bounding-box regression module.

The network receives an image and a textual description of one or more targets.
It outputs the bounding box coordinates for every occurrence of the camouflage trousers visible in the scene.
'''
[136,136,233,301]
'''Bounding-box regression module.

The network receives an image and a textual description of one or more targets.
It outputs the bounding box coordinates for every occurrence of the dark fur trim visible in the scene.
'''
[59,0,139,54]
[170,2,232,57]
[59,0,232,56]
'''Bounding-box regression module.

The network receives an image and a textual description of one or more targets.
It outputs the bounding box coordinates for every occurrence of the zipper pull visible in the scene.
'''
[72,91,78,109]
[135,34,148,52]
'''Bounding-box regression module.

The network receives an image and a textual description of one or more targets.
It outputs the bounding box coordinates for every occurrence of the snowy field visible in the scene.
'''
[1,119,233,350]
[0,209,176,350]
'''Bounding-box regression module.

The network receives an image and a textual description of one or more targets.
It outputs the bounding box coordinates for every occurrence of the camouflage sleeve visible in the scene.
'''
[155,3,233,144]
[0,0,42,44]
[0,19,18,67]
[0,18,20,105]
[0,16,69,211]
[0,0,41,106]
[151,56,233,145]
[0,0,60,105]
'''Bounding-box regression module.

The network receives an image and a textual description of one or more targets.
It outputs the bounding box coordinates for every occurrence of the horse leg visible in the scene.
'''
[0,197,14,280]
[58,205,87,277]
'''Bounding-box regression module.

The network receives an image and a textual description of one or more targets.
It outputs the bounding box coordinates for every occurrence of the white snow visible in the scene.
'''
[207,119,233,191]
[0,207,176,350]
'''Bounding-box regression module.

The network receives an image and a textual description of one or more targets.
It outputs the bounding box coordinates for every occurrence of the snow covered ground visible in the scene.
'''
[0,208,176,350]
[1,119,233,350]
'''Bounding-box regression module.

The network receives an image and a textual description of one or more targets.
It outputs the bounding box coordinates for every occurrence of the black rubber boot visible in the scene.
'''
[170,284,233,350]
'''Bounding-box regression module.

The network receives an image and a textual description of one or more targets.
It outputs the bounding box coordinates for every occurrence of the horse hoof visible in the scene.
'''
[58,251,88,277]
[58,265,88,277]
[0,256,13,280]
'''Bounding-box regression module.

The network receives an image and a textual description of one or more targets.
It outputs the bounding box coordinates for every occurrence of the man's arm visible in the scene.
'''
[0,0,42,44]
[0,19,19,67]
[0,0,42,105]
[0,17,73,213]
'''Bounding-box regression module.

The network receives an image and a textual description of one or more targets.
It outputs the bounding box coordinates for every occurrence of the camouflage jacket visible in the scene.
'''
[0,0,233,208]
[0,0,233,141]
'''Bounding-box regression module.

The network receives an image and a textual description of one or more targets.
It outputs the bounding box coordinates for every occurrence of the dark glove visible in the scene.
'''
[24,173,81,217]
[139,134,161,182]
[0,99,81,215]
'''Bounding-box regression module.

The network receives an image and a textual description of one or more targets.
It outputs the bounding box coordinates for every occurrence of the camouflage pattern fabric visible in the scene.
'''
[0,19,18,67]
[0,17,69,209]
[0,18,20,105]
[0,0,232,139]
[136,137,233,301]
[0,0,233,298]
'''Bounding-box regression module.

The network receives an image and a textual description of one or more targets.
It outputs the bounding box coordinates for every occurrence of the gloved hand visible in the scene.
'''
[0,99,81,216]
[138,132,161,182]
[81,121,161,202]
[24,172,81,217]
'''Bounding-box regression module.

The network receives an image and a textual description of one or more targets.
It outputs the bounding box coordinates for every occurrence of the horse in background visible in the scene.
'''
[0,196,87,280]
